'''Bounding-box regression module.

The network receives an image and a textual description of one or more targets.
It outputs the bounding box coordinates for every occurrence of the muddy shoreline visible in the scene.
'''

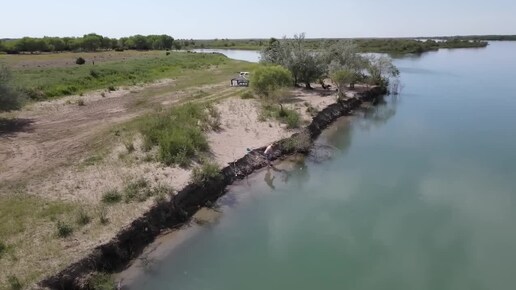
[39,86,386,290]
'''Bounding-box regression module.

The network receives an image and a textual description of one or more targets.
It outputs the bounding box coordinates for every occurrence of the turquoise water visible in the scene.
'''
[130,43,516,290]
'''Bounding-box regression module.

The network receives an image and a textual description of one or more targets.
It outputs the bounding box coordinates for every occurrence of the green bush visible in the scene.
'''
[284,110,301,128]
[139,103,212,166]
[0,241,6,258]
[124,141,135,153]
[76,57,86,65]
[0,64,25,112]
[98,206,109,225]
[251,65,292,97]
[56,220,73,238]
[191,161,222,184]
[240,90,254,99]
[88,272,115,290]
[76,208,91,226]
[260,104,300,129]
[7,275,22,290]
[123,178,150,202]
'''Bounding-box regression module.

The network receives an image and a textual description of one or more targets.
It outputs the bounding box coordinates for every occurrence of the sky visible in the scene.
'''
[2,0,515,39]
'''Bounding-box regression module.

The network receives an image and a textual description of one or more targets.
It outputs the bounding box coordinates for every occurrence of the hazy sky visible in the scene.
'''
[2,0,515,39]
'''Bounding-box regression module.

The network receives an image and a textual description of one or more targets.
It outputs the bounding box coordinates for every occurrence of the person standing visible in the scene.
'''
[264,143,274,167]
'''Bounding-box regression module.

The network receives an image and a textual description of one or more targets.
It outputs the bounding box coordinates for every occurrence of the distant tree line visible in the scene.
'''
[0,33,176,54]
[181,37,490,54]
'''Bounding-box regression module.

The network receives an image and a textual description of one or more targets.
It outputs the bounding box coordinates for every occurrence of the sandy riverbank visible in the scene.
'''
[38,85,384,289]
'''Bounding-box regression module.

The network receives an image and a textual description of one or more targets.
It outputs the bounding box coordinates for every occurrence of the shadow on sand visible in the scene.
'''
[0,118,34,136]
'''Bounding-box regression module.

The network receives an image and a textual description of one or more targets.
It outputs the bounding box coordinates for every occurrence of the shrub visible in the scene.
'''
[206,105,221,130]
[107,85,116,92]
[123,178,151,202]
[77,99,85,106]
[124,141,135,153]
[0,241,6,258]
[88,273,115,290]
[56,220,73,238]
[281,130,312,152]
[7,275,22,290]
[284,110,300,128]
[76,208,91,226]
[98,206,109,225]
[240,90,254,99]
[139,103,211,166]
[0,64,25,112]
[166,51,171,56]
[191,161,222,184]
[251,65,292,97]
[90,69,100,78]
[260,104,300,128]
[76,57,86,65]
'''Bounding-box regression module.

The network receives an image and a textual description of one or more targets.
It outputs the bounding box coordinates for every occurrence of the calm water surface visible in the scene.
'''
[130,43,516,290]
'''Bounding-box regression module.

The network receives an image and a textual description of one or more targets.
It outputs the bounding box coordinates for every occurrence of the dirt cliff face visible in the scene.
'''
[40,86,386,290]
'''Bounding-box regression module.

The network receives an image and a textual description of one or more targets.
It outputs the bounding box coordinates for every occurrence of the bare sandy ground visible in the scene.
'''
[0,79,231,195]
[207,88,339,167]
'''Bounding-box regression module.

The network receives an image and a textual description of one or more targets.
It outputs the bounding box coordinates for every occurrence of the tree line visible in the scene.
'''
[260,34,399,92]
[179,37,489,54]
[0,33,178,53]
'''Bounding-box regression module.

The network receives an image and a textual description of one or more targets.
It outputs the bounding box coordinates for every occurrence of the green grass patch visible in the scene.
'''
[0,241,6,259]
[56,220,73,238]
[82,155,103,166]
[123,178,150,202]
[0,195,77,239]
[101,189,122,204]
[88,272,115,290]
[11,52,229,101]
[191,161,222,184]
[240,89,254,99]
[75,208,91,226]
[7,275,22,290]
[138,102,219,166]
[122,178,173,203]
[260,104,301,129]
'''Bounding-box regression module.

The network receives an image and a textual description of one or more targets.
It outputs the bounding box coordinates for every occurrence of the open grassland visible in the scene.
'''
[0,50,242,101]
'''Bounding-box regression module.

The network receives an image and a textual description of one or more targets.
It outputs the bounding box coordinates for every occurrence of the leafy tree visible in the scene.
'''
[365,55,399,87]
[80,34,100,51]
[0,64,25,112]
[251,65,293,97]
[261,33,325,88]
[330,69,361,98]
[251,65,293,112]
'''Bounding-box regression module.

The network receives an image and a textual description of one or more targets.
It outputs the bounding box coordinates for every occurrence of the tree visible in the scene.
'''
[251,65,293,111]
[330,69,361,98]
[81,33,103,51]
[365,55,399,88]
[261,33,325,88]
[0,64,25,112]
[251,65,292,96]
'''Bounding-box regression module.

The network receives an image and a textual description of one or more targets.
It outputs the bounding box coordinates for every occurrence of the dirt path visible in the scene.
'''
[0,80,228,190]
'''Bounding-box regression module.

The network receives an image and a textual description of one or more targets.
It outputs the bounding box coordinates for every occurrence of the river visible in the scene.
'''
[129,43,516,290]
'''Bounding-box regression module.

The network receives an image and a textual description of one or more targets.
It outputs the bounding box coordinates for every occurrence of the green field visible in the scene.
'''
[1,51,243,101]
